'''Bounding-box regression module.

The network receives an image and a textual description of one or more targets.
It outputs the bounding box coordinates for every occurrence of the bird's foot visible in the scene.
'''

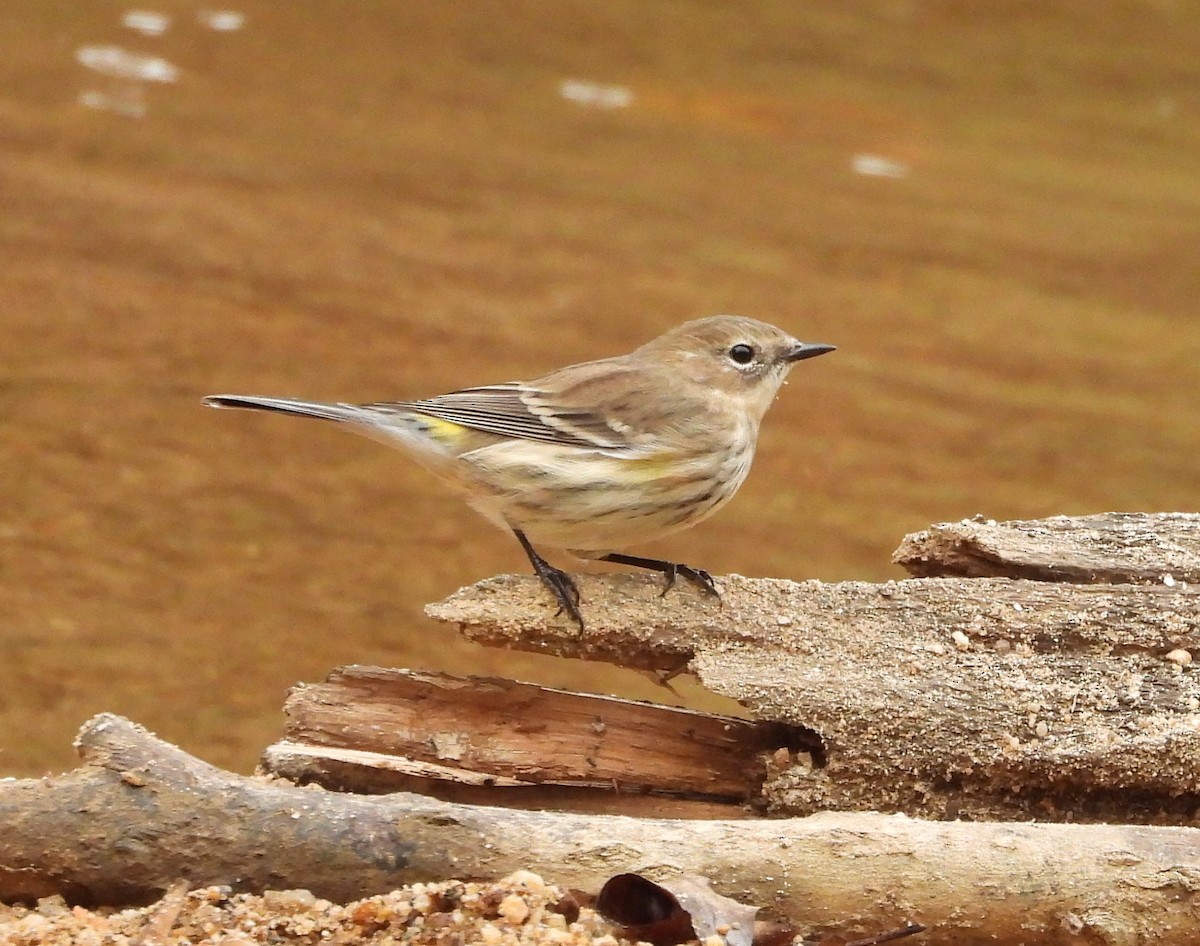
[514,530,585,630]
[599,553,721,601]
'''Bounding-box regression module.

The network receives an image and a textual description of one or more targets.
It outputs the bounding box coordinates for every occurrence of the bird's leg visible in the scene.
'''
[599,553,720,599]
[513,529,584,629]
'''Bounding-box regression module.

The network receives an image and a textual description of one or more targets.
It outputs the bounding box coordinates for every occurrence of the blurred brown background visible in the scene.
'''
[3,1,1198,776]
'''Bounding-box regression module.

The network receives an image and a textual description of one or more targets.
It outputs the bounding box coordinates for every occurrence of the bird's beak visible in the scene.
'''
[785,342,836,363]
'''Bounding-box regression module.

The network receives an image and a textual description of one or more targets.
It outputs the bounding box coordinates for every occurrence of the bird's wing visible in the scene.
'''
[365,380,633,450]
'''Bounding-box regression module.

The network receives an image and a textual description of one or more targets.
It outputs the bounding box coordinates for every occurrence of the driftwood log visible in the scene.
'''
[3,714,1200,946]
[426,514,1200,823]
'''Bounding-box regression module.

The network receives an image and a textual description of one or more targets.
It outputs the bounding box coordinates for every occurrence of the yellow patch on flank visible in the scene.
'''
[606,452,692,484]
[414,413,471,445]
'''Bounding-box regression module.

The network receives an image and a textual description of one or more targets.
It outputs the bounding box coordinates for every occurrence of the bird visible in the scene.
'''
[205,315,834,628]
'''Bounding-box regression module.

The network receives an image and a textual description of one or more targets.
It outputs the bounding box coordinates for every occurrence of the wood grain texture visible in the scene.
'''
[261,667,814,811]
[894,512,1200,582]
[428,570,1200,822]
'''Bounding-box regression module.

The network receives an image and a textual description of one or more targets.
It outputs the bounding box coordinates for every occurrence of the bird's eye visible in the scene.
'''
[728,343,756,365]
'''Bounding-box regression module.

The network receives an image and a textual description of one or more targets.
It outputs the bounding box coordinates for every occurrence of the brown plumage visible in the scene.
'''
[206,315,835,628]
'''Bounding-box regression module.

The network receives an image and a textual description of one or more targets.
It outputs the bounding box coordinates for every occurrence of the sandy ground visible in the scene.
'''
[0,873,632,946]
[2,1,1199,782]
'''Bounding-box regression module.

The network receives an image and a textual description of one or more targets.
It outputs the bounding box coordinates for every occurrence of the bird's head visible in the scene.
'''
[638,315,835,423]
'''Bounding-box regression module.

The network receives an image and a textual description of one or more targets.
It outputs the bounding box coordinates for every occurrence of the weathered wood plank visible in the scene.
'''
[262,667,811,804]
[427,572,1200,822]
[894,512,1200,583]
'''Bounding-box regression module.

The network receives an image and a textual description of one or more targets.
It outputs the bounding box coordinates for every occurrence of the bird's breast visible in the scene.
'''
[457,438,756,552]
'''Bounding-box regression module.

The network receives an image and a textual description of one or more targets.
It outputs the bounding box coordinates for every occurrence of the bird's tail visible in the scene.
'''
[203,393,469,476]
[204,395,367,424]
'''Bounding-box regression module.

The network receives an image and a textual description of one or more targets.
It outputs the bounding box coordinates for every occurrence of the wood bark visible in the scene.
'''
[893,512,1200,583]
[427,571,1200,822]
[261,667,815,816]
[4,714,1200,946]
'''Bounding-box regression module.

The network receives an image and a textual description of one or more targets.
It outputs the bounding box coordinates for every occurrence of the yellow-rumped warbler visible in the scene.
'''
[206,316,833,628]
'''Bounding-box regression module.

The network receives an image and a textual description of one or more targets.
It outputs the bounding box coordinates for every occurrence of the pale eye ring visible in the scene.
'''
[729,343,755,365]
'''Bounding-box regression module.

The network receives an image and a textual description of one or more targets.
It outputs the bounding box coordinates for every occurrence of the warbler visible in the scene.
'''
[205,315,834,628]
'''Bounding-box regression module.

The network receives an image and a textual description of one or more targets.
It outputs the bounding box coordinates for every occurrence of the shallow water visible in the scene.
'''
[3,0,1199,774]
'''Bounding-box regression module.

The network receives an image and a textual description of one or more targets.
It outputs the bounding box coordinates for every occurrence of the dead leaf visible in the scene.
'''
[596,873,759,946]
[596,873,695,945]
